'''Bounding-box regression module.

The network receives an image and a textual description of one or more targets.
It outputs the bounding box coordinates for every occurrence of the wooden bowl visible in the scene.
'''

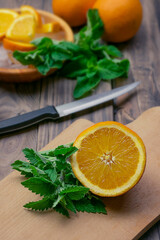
[0,9,74,82]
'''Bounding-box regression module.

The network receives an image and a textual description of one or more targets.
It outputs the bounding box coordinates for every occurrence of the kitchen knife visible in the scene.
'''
[0,82,139,135]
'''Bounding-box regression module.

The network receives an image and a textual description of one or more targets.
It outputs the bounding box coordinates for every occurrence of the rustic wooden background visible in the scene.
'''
[0,0,160,239]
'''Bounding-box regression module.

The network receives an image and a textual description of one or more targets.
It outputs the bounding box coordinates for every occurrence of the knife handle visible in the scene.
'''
[0,106,59,135]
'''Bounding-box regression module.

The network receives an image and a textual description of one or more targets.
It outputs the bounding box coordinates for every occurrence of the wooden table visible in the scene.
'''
[0,0,159,239]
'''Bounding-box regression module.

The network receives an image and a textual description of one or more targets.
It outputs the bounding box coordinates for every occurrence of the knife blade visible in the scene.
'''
[0,82,139,135]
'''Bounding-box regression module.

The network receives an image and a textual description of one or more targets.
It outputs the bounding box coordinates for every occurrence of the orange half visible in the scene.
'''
[71,121,146,197]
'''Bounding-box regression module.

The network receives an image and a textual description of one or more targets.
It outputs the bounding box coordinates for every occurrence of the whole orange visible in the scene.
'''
[93,0,143,43]
[52,0,96,27]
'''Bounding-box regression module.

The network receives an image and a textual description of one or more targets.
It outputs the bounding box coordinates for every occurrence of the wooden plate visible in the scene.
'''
[0,9,74,83]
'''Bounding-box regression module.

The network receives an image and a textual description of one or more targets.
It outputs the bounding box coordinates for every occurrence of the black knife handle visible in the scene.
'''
[0,106,59,135]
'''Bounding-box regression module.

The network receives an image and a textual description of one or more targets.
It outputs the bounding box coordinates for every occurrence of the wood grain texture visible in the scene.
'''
[0,108,160,240]
[0,0,159,239]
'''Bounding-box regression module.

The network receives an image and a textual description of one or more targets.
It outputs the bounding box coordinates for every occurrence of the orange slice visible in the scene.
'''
[0,9,19,40]
[6,14,36,42]
[20,5,42,27]
[36,22,62,34]
[71,121,146,197]
[3,38,36,51]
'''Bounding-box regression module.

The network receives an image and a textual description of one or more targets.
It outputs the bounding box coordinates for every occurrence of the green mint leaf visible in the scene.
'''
[61,58,88,78]
[60,185,89,200]
[65,197,76,213]
[54,203,69,218]
[12,143,108,217]
[106,45,122,58]
[97,59,129,80]
[52,195,64,208]
[54,145,78,160]
[13,50,44,66]
[64,172,77,184]
[75,9,104,46]
[21,177,55,196]
[86,9,104,40]
[22,148,38,164]
[74,73,101,99]
[117,59,130,78]
[91,198,107,214]
[74,197,107,214]
[30,165,46,177]
[11,160,33,177]
[45,168,57,183]
[31,37,53,48]
[24,197,53,211]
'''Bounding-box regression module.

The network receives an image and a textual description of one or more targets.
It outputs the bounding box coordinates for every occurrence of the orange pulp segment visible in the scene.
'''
[36,22,62,34]
[3,38,36,51]
[20,5,42,27]
[0,9,19,39]
[71,121,146,197]
[6,14,36,42]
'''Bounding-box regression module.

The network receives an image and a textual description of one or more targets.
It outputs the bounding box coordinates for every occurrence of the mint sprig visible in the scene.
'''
[11,143,107,217]
[13,9,130,99]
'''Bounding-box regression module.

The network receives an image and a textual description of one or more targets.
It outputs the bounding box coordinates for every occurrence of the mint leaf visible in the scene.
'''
[12,143,107,217]
[21,177,55,196]
[106,45,122,58]
[75,9,104,46]
[74,73,101,98]
[30,165,46,177]
[24,197,53,211]
[11,160,33,177]
[60,185,89,200]
[65,197,76,213]
[22,148,38,165]
[98,59,129,80]
[54,204,69,218]
[45,168,57,183]
[31,37,53,47]
[61,58,88,78]
[54,144,77,159]
[74,198,107,214]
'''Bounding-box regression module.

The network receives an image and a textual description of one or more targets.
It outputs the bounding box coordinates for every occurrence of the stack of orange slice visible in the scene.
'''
[0,5,61,51]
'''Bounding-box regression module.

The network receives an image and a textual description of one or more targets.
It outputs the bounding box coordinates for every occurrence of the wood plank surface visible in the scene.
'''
[0,108,160,240]
[0,0,159,239]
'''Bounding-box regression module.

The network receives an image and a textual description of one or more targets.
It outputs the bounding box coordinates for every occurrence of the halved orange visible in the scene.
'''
[0,9,19,40]
[71,121,146,197]
[20,5,42,27]
[6,14,36,42]
[3,38,36,51]
[36,22,62,34]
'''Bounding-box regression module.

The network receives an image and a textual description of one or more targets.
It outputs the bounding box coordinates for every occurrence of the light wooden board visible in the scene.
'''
[0,107,160,240]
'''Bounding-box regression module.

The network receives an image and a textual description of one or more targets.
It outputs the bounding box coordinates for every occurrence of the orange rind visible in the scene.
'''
[3,38,36,51]
[20,5,42,27]
[36,22,62,34]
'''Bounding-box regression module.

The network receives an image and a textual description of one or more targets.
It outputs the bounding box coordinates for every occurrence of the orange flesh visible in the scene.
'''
[0,12,18,33]
[76,127,139,190]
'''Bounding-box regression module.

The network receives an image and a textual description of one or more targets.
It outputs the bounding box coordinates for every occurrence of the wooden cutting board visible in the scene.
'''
[0,107,160,240]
